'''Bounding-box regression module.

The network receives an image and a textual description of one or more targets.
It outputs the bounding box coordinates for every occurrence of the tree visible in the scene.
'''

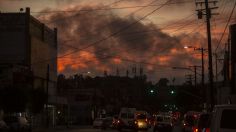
[157,78,169,87]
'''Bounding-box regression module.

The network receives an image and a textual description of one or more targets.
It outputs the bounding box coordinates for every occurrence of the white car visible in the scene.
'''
[210,105,236,132]
[93,118,105,128]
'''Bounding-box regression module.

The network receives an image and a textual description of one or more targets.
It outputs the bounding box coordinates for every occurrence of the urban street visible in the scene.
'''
[1,0,236,132]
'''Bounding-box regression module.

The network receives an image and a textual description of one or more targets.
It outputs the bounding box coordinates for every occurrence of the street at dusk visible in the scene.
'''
[1,0,236,132]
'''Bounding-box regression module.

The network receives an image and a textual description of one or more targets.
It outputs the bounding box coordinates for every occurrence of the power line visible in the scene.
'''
[214,0,236,53]
[31,1,193,14]
[32,0,173,65]
[58,19,205,69]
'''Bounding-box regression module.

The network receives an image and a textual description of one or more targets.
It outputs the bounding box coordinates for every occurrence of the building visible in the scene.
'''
[0,7,66,127]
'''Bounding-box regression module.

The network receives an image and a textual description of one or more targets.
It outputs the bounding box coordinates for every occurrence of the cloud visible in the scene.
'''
[38,4,206,83]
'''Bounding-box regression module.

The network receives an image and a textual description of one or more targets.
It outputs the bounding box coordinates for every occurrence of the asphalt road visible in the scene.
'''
[33,125,183,132]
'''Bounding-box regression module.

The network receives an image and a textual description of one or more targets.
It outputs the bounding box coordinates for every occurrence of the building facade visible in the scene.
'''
[0,7,65,127]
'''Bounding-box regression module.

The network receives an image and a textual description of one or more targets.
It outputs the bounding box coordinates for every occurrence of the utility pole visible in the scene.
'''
[185,74,193,86]
[196,0,218,110]
[190,65,201,89]
[194,47,206,87]
[46,64,49,128]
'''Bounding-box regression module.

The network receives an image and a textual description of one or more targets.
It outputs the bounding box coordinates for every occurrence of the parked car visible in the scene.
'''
[4,116,31,132]
[209,105,236,132]
[153,115,173,132]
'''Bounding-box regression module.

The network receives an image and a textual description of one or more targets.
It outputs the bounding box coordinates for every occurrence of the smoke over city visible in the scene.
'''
[38,4,207,83]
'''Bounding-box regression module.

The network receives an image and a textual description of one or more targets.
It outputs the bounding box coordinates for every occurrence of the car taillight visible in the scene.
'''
[193,127,198,132]
[117,120,120,124]
[205,128,210,132]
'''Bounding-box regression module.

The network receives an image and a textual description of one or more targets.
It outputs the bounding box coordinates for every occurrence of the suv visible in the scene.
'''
[117,108,136,131]
[153,115,173,132]
[210,105,236,132]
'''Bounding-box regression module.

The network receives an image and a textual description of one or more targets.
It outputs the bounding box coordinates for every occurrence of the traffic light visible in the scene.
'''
[170,90,175,95]
[150,89,154,93]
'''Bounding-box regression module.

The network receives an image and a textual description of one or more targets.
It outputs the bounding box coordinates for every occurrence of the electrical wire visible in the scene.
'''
[32,0,173,65]
[214,0,236,53]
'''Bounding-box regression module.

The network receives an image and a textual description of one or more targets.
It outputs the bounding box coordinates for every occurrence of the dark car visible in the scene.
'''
[193,113,211,132]
[4,116,31,132]
[153,115,173,132]
[182,112,200,132]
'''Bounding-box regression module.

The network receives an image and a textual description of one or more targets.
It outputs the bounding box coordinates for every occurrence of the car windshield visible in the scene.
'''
[120,113,134,119]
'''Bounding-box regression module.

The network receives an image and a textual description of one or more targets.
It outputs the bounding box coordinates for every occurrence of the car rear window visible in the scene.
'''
[136,114,146,119]
[120,113,134,119]
[220,109,236,129]
[127,113,134,118]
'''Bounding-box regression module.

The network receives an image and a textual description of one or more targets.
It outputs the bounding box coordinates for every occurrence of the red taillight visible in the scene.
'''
[192,127,198,132]
[205,128,210,132]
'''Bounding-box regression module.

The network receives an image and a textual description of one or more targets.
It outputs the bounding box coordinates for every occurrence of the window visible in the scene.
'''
[220,109,236,129]
[120,113,127,118]
[136,114,146,119]
[128,113,134,118]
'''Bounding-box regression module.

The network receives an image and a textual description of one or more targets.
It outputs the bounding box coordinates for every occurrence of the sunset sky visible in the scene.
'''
[1,0,235,84]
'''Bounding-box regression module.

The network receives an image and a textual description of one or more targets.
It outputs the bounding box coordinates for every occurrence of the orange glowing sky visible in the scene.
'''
[1,0,235,84]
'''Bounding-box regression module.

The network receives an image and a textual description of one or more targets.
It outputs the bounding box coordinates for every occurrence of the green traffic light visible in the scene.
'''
[150,90,154,93]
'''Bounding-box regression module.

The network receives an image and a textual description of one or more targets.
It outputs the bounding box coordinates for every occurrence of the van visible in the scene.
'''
[210,105,236,132]
[117,108,136,131]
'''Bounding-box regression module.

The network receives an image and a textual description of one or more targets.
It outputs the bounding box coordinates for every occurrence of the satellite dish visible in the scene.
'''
[20,8,24,12]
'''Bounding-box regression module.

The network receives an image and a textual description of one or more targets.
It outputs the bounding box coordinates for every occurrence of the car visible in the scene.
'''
[93,117,113,129]
[111,115,119,129]
[182,111,200,132]
[0,120,9,132]
[117,108,136,131]
[134,113,149,130]
[209,105,236,132]
[153,115,173,132]
[192,112,211,132]
[4,116,31,132]
[93,118,105,129]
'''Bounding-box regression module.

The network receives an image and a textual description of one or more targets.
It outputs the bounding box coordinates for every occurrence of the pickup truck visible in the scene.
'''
[209,105,236,132]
